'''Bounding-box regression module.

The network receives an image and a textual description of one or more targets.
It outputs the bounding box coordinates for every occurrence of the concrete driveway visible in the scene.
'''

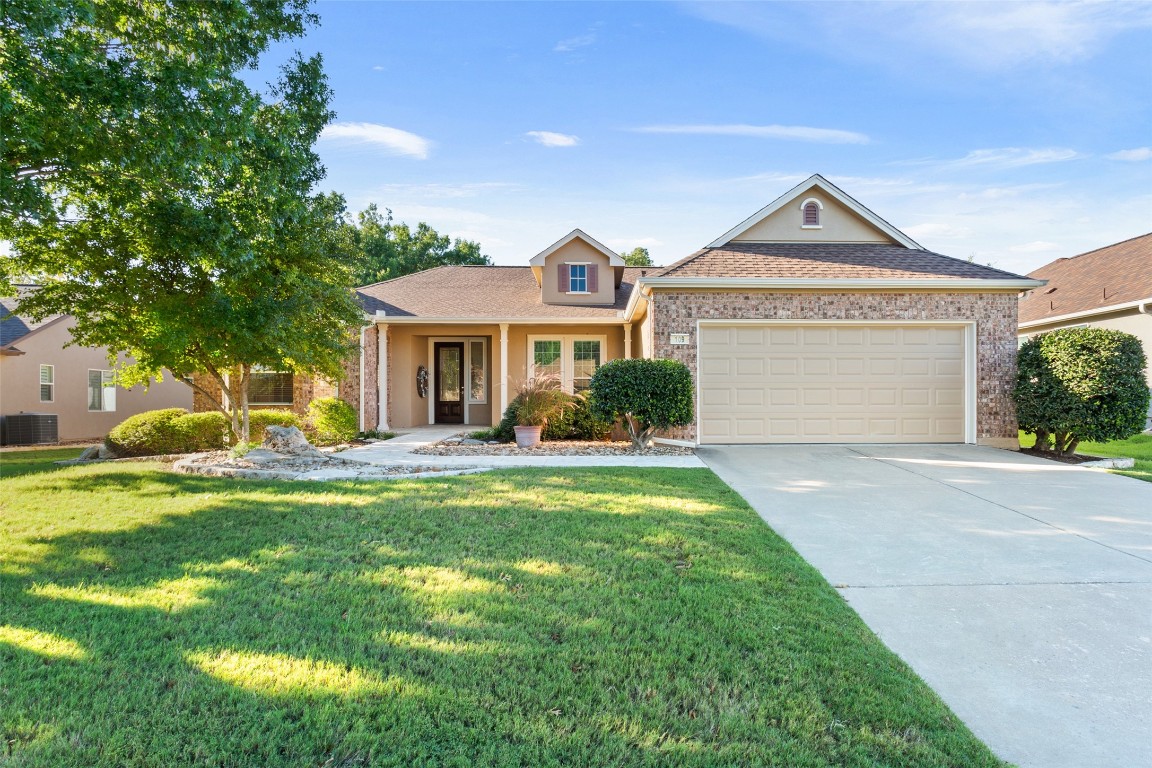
[698,444,1152,768]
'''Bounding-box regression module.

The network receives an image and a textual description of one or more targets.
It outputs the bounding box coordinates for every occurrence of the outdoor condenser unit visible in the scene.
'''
[0,413,59,446]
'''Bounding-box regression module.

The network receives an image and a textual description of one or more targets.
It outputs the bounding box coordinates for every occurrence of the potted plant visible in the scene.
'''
[512,376,573,448]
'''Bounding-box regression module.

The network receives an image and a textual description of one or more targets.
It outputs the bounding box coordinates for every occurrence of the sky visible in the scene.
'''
[254,1,1152,274]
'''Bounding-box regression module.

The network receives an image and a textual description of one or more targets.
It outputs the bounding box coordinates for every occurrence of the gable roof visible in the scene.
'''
[652,242,1032,282]
[0,287,68,354]
[528,229,625,267]
[357,266,646,321]
[1018,232,1152,326]
[708,174,923,249]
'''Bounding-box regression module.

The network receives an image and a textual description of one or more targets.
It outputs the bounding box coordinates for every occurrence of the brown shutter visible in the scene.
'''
[588,264,599,293]
[558,264,569,292]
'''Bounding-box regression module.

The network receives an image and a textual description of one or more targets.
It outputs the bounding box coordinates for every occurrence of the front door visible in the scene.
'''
[434,342,465,423]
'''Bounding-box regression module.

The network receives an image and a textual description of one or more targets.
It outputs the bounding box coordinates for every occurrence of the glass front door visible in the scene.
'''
[434,342,465,423]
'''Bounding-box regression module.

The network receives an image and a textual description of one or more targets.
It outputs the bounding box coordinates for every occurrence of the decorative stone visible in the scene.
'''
[97,445,117,459]
[261,425,324,457]
[78,445,102,461]
[460,439,485,445]
[242,448,287,464]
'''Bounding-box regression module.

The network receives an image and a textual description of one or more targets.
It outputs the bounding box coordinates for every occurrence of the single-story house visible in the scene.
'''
[0,286,193,443]
[196,174,1043,447]
[1018,232,1152,430]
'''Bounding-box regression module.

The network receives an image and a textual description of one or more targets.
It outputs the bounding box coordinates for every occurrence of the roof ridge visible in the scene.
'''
[1059,231,1152,262]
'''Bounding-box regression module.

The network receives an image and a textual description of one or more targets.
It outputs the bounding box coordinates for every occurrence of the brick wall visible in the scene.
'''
[650,290,1020,442]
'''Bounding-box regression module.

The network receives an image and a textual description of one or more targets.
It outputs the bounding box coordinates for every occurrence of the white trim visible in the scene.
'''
[624,323,632,359]
[358,325,367,432]
[377,324,389,431]
[38,363,54,403]
[566,291,591,295]
[526,334,607,392]
[86,368,117,413]
[466,338,488,405]
[694,319,978,446]
[639,277,1043,291]
[800,197,823,229]
[427,336,487,426]
[499,323,509,416]
[369,316,628,325]
[708,174,924,249]
[529,229,625,267]
[1018,296,1152,329]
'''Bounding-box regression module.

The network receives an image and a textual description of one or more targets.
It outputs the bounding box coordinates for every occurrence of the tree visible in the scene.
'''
[348,205,491,285]
[3,2,363,444]
[589,358,694,449]
[1014,328,1149,456]
[619,247,654,267]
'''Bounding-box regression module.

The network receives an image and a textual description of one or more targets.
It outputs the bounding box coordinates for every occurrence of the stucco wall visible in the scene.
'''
[650,290,1021,444]
[1,320,192,441]
[732,192,895,244]
[540,240,616,305]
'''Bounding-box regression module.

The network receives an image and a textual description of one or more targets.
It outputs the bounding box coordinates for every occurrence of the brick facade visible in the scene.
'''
[650,290,1020,443]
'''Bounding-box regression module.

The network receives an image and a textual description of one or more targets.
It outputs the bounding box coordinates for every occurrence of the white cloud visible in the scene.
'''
[634,124,870,145]
[929,147,1082,170]
[554,33,596,52]
[319,122,433,160]
[685,1,1152,71]
[1108,147,1152,161]
[371,65,384,72]
[525,131,581,147]
[1009,241,1061,254]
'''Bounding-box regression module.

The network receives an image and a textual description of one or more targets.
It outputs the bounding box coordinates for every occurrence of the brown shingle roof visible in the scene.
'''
[356,266,646,319]
[1018,233,1152,324]
[653,243,1030,281]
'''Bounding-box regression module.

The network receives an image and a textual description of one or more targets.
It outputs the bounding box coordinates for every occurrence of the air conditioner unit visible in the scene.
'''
[0,413,59,446]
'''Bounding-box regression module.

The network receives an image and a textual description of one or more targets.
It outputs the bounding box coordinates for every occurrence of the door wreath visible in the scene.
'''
[416,365,429,398]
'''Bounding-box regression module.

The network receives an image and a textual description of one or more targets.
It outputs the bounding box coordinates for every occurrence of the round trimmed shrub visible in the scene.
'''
[105,408,191,457]
[176,412,229,452]
[1015,327,1149,455]
[247,409,302,443]
[307,397,358,445]
[590,358,694,449]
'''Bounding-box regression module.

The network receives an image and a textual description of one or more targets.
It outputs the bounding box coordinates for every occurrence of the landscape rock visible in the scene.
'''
[416,439,695,457]
[97,445,117,459]
[262,425,324,457]
[78,445,102,461]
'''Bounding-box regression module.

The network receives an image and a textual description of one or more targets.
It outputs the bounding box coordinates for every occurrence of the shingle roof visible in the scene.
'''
[653,243,1031,281]
[0,286,65,350]
[1018,233,1152,324]
[356,266,647,319]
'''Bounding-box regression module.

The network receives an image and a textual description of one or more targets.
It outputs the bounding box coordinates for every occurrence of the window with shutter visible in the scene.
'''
[557,265,569,293]
[587,264,598,293]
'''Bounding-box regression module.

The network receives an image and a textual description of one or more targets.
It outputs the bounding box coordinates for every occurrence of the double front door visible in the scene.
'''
[434,342,465,423]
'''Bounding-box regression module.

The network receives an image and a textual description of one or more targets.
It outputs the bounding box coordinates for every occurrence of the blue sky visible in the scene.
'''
[257,1,1152,274]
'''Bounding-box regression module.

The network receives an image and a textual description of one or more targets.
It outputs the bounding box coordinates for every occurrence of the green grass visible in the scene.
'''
[0,455,1005,767]
[1019,430,1152,483]
[0,448,84,479]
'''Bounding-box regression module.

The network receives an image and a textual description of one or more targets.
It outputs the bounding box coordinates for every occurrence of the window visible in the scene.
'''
[87,369,116,412]
[468,339,487,402]
[800,198,823,228]
[249,371,293,405]
[39,365,54,402]
[528,336,605,392]
[568,263,588,293]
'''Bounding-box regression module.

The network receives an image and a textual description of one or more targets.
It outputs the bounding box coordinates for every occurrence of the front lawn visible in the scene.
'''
[1019,430,1152,483]
[0,456,1004,767]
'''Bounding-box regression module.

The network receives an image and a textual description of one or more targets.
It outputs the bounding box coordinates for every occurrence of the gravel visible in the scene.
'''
[415,438,694,457]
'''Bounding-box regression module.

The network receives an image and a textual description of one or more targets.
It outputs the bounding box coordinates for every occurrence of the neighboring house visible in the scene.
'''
[1018,233,1152,430]
[339,174,1041,446]
[0,287,193,443]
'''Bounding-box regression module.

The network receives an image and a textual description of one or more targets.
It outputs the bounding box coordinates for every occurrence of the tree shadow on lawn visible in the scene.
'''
[0,467,1004,768]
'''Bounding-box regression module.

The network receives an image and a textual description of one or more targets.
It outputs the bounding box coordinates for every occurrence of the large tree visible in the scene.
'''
[619,246,654,267]
[348,204,490,285]
[2,0,363,443]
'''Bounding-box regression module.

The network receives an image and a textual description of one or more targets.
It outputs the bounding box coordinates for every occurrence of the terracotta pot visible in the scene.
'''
[514,425,543,448]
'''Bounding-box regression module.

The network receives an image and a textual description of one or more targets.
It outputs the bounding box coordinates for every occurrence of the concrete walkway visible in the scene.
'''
[340,425,705,469]
[698,444,1152,768]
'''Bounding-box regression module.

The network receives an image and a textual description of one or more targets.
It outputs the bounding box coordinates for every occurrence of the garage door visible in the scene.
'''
[698,324,966,444]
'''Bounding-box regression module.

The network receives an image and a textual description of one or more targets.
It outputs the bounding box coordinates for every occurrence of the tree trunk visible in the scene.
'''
[1033,429,1050,452]
[239,363,251,444]
[624,414,655,451]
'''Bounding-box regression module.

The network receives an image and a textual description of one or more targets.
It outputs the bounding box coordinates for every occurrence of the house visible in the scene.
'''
[0,287,193,443]
[194,174,1041,447]
[1018,233,1152,430]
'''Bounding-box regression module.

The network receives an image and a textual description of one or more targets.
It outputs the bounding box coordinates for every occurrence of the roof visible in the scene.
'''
[356,266,647,320]
[0,286,67,352]
[528,229,625,267]
[1019,233,1152,325]
[652,242,1032,281]
[707,173,923,250]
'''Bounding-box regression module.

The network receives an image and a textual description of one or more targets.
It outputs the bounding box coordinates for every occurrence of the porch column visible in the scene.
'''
[624,324,632,359]
[499,323,509,415]
[377,323,390,430]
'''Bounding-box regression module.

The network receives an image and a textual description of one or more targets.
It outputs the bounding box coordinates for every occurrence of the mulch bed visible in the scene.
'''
[1018,448,1108,465]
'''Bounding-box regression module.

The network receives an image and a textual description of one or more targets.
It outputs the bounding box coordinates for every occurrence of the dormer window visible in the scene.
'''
[800,198,823,228]
[569,263,588,293]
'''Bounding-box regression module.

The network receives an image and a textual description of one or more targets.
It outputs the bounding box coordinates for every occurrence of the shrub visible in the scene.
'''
[491,392,612,443]
[513,376,573,428]
[247,409,302,443]
[176,412,229,452]
[590,358,694,450]
[105,408,190,457]
[307,397,358,445]
[1014,328,1149,456]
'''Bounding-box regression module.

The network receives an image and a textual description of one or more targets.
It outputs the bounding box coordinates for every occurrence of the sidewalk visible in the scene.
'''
[340,425,705,469]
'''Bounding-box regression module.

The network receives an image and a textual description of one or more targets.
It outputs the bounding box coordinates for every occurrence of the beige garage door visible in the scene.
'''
[698,324,966,444]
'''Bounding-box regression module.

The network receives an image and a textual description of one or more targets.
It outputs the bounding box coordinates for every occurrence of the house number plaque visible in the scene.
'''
[670,333,690,345]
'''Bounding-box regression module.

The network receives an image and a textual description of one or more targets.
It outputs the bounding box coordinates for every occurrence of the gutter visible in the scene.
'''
[637,277,1046,291]
[1019,296,1152,329]
[365,315,629,325]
